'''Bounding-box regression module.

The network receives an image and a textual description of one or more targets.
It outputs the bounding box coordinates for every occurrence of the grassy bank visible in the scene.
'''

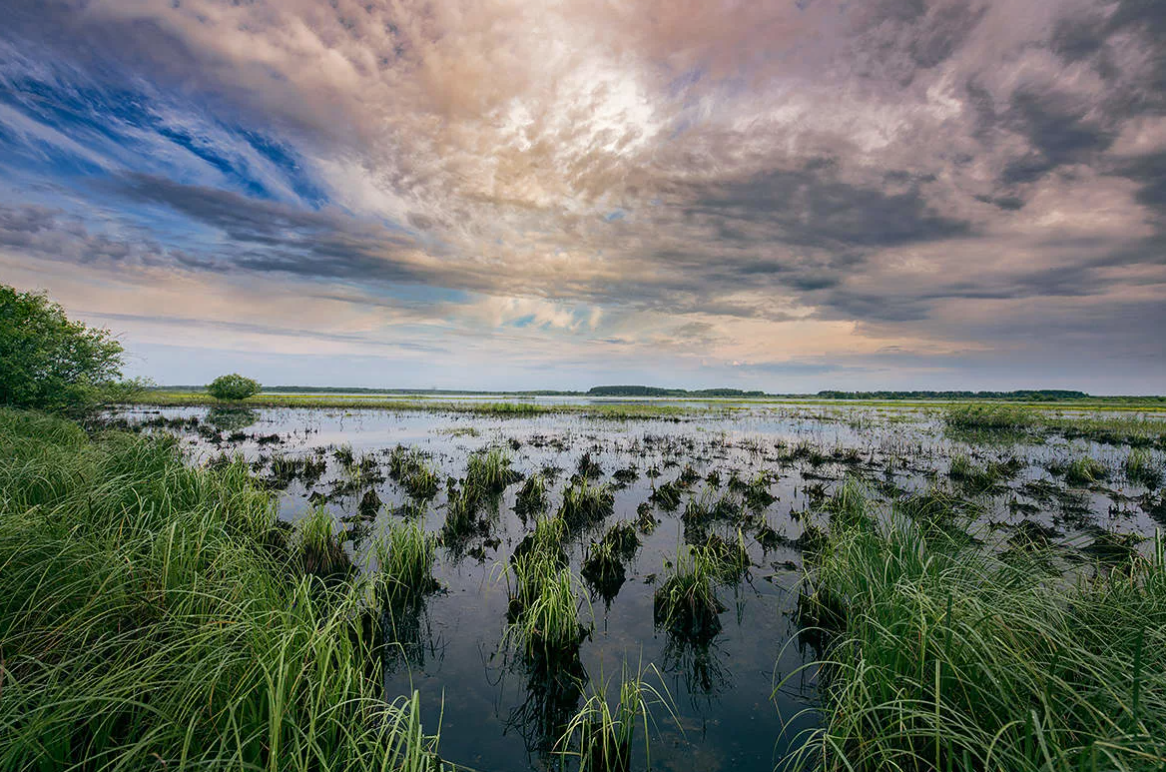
[789,487,1166,771]
[0,409,443,771]
[126,390,704,419]
[127,390,1166,420]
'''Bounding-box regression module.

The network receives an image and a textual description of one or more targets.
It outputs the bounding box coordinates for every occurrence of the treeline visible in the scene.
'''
[815,390,1091,401]
[587,385,767,397]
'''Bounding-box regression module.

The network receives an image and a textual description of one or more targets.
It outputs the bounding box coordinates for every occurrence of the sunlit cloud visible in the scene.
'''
[1,0,1163,390]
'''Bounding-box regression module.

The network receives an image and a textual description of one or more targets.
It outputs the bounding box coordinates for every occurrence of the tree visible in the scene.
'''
[207,373,261,401]
[0,284,126,414]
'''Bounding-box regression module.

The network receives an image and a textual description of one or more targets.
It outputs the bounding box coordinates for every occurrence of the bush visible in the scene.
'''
[207,373,261,401]
[0,284,125,415]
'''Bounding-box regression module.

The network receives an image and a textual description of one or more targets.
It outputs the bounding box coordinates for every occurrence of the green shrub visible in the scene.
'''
[206,373,261,401]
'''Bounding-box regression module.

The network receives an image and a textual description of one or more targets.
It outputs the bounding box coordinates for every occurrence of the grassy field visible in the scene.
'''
[127,389,1166,420]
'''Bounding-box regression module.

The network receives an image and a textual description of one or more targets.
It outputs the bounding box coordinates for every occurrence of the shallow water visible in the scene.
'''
[107,403,1166,771]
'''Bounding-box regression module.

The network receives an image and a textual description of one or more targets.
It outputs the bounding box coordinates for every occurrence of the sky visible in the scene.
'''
[1,0,1164,393]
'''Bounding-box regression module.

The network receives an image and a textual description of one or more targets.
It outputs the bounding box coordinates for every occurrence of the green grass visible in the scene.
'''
[296,504,351,577]
[653,545,724,643]
[442,448,521,542]
[581,522,641,599]
[786,495,1166,772]
[944,403,1038,432]
[558,477,616,530]
[127,390,704,419]
[515,473,549,517]
[1062,456,1109,486]
[947,454,1020,493]
[508,515,569,612]
[0,408,443,771]
[556,664,676,772]
[373,521,438,603]
[505,566,587,658]
[387,445,440,500]
[465,446,521,494]
[1124,449,1164,489]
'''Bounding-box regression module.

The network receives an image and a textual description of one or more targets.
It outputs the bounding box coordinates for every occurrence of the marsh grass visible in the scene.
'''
[441,448,521,544]
[784,492,1166,772]
[581,522,641,603]
[559,477,616,531]
[467,446,522,493]
[373,520,438,603]
[556,664,677,772]
[388,445,441,500]
[944,403,1037,432]
[297,503,352,578]
[515,473,550,518]
[948,454,1021,493]
[727,471,777,510]
[508,515,569,614]
[649,480,682,511]
[1124,449,1163,489]
[653,545,725,643]
[0,408,443,771]
[1058,456,1109,486]
[505,566,589,658]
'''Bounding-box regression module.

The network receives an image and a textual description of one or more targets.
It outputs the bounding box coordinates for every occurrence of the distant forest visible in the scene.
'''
[153,385,1151,402]
[813,390,1091,401]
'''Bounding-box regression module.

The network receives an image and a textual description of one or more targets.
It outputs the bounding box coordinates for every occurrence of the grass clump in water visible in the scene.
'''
[0,408,444,771]
[944,403,1037,432]
[559,477,616,531]
[948,453,1011,492]
[297,504,352,578]
[649,479,683,511]
[506,565,588,659]
[556,664,675,772]
[466,446,522,495]
[373,520,438,604]
[1061,455,1109,486]
[388,445,441,500]
[1124,449,1163,489]
[515,473,550,518]
[784,491,1166,772]
[581,522,641,604]
[653,545,725,644]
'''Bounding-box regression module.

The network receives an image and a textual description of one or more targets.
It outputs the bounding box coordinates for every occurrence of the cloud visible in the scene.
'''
[0,0,1164,390]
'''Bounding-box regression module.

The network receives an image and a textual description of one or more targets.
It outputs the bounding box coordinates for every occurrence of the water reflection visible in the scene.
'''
[496,645,588,762]
[206,406,259,432]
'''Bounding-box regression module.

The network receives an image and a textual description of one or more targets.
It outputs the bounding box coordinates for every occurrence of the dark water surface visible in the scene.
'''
[107,404,1166,771]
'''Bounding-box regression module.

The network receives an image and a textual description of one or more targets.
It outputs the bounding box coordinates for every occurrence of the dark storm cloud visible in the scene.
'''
[686,165,970,249]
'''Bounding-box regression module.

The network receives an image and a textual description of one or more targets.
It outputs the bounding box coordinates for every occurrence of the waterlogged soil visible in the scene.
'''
[106,403,1166,772]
